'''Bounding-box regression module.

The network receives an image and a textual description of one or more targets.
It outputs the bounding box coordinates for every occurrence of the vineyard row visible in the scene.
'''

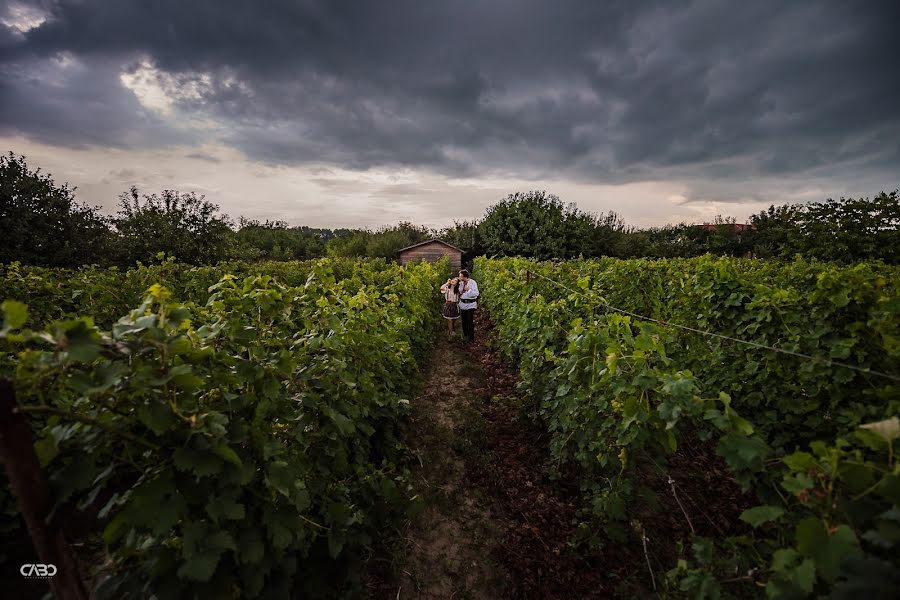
[1,257,446,598]
[476,255,900,599]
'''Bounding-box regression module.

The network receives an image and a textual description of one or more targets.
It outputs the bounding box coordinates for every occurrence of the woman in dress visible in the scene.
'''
[440,277,461,336]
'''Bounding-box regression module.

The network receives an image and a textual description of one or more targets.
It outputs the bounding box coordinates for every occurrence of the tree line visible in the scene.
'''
[2,152,897,268]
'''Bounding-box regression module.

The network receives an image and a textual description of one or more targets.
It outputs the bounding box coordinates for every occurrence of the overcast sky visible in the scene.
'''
[2,0,898,229]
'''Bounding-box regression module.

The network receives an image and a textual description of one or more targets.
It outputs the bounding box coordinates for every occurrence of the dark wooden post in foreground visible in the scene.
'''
[0,379,88,600]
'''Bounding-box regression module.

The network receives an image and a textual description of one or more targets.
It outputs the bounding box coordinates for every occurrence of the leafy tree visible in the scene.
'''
[295,226,355,243]
[478,190,594,259]
[586,211,629,257]
[114,186,234,265]
[0,152,113,266]
[615,227,653,258]
[750,191,900,263]
[326,230,371,258]
[230,219,329,261]
[699,215,754,257]
[641,224,699,258]
[438,219,484,257]
[749,203,797,259]
[365,222,431,260]
[326,222,432,260]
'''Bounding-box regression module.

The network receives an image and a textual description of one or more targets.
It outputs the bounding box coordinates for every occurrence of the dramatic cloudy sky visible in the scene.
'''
[1,0,898,228]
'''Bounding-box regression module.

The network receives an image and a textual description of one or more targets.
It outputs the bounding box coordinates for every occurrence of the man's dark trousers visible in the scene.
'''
[460,308,475,342]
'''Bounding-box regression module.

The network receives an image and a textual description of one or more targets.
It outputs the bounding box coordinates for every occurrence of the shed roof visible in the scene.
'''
[396,239,463,254]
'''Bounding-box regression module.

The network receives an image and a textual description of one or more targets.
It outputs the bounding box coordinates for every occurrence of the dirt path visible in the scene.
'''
[380,312,626,599]
[395,334,506,599]
[375,311,745,599]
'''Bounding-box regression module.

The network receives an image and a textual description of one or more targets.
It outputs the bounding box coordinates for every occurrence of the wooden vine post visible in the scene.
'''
[0,379,88,600]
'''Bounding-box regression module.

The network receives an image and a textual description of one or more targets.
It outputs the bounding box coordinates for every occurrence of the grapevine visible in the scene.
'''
[0,257,445,598]
[476,255,900,598]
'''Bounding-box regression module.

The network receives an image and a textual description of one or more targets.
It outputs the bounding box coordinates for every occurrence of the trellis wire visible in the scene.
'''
[525,268,900,383]
[641,532,657,591]
[667,476,696,534]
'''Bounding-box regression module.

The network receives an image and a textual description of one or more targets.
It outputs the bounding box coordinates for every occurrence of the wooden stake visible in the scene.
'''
[0,380,88,600]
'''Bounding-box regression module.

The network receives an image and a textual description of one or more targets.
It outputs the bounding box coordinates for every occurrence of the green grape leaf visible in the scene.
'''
[212,443,243,468]
[240,537,265,565]
[206,496,245,522]
[740,505,785,528]
[1,300,28,330]
[177,554,220,582]
[796,518,861,582]
[102,513,129,545]
[137,399,174,435]
[174,446,223,477]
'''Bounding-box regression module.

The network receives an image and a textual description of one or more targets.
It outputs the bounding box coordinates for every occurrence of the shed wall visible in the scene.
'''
[399,242,462,271]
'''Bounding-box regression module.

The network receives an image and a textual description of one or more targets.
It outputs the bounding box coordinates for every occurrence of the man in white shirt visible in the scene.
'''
[458,269,479,342]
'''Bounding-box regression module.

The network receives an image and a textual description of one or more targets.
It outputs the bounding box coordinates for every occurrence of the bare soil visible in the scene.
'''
[393,333,506,599]
[375,310,753,599]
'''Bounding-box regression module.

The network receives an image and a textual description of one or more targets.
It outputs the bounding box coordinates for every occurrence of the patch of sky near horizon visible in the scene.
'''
[4,135,890,231]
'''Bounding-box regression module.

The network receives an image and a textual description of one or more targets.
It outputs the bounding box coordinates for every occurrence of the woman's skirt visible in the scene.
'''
[442,301,460,320]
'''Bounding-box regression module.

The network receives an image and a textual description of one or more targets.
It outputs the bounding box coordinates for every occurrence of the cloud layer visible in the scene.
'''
[1,0,898,215]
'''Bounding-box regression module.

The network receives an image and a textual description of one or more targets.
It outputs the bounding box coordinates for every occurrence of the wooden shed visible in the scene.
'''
[397,239,463,272]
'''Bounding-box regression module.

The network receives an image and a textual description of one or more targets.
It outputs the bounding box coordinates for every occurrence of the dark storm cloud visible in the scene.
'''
[2,0,898,191]
[0,51,189,148]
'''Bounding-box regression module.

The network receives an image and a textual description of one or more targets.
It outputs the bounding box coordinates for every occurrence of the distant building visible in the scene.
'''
[397,239,463,272]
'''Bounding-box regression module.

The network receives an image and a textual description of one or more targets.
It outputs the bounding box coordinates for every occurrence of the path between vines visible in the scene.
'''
[382,312,615,599]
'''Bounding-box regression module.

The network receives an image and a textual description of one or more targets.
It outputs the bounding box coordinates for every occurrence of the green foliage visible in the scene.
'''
[615,218,756,260]
[326,230,371,259]
[0,152,114,267]
[366,222,432,260]
[476,255,900,598]
[1,258,444,598]
[437,219,484,257]
[474,189,899,263]
[750,191,900,263]
[114,186,235,266]
[477,190,602,259]
[326,222,431,261]
[0,256,400,332]
[230,220,347,262]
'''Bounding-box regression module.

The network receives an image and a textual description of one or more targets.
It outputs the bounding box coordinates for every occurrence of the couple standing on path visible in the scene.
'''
[440,269,479,342]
